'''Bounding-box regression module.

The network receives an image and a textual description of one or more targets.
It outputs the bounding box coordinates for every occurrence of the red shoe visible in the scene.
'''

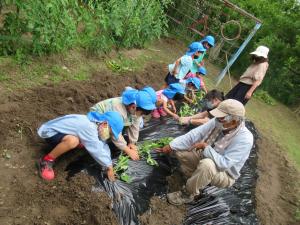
[158,107,167,116]
[152,109,160,118]
[77,143,84,149]
[38,158,55,180]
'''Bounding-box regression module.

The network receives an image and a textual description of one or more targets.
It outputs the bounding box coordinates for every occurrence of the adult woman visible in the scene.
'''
[226,46,269,105]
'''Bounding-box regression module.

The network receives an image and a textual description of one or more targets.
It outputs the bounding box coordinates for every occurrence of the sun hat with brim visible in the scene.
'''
[186,77,201,90]
[186,42,206,56]
[87,111,124,140]
[198,67,207,75]
[201,35,215,47]
[136,90,156,110]
[250,46,269,59]
[141,86,157,104]
[163,83,186,99]
[210,99,245,118]
[121,89,138,105]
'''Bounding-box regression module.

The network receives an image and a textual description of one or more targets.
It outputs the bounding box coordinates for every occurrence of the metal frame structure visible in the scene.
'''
[167,0,262,85]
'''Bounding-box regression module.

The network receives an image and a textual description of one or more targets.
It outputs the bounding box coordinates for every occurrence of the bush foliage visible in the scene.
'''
[0,0,171,55]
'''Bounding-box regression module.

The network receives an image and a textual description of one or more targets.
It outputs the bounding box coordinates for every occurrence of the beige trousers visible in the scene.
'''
[174,150,235,195]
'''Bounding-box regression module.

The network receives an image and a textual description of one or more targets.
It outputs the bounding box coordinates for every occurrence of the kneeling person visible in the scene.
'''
[37,111,124,181]
[157,99,253,205]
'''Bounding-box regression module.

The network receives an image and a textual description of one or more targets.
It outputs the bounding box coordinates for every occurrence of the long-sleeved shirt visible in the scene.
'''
[169,118,253,179]
[90,97,141,150]
[37,114,112,167]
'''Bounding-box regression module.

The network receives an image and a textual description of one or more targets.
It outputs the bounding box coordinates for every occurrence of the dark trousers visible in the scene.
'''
[225,82,252,105]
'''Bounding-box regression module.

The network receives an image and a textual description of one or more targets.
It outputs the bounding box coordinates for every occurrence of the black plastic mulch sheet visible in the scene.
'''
[66,118,260,225]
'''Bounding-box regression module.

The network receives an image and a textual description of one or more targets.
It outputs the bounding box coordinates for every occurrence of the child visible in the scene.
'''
[37,111,124,181]
[165,42,204,86]
[90,86,157,161]
[185,67,208,93]
[190,42,207,74]
[152,83,186,120]
[179,77,201,104]
[179,89,225,126]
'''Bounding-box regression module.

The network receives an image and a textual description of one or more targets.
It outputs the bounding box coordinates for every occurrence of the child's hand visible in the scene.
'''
[173,114,180,120]
[107,166,116,182]
[179,117,191,125]
[126,148,140,161]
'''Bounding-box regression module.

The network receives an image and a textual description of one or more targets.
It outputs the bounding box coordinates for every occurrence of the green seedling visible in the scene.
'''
[113,137,174,183]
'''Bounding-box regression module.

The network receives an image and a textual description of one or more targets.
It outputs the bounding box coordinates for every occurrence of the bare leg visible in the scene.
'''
[48,135,80,159]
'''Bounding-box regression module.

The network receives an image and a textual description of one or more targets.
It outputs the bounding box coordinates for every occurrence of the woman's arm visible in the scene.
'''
[245,80,260,99]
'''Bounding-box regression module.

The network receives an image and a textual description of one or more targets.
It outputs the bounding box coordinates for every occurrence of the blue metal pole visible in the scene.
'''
[216,22,262,85]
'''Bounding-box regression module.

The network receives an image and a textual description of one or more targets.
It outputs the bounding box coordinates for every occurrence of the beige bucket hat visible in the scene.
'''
[250,46,269,59]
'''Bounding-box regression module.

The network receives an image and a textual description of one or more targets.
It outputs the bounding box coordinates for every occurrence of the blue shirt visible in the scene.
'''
[38,114,112,167]
[168,55,193,79]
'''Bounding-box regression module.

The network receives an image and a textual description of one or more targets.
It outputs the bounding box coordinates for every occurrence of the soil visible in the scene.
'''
[0,57,299,225]
[255,135,300,225]
[0,63,166,225]
[139,197,185,225]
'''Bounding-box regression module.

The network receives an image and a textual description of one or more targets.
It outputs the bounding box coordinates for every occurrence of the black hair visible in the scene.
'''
[173,93,185,101]
[136,107,152,115]
[251,55,268,64]
[204,89,225,101]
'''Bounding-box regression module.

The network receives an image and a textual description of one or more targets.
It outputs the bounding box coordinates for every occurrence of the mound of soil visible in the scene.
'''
[0,63,166,225]
[139,197,185,225]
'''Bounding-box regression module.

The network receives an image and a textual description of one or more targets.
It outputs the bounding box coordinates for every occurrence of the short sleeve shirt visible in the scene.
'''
[168,55,193,80]
[239,62,269,85]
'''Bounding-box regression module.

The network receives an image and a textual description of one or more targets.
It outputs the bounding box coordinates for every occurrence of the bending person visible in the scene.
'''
[157,99,253,205]
[90,86,157,161]
[37,111,124,181]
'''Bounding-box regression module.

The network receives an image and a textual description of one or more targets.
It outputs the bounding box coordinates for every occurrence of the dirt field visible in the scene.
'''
[0,58,299,224]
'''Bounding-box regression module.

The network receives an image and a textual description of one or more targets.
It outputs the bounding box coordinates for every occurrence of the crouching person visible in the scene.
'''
[37,111,124,181]
[157,99,253,205]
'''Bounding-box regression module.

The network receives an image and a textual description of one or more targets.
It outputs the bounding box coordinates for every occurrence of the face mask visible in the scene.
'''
[194,55,199,59]
[206,101,214,109]
[128,107,136,115]
[99,125,111,141]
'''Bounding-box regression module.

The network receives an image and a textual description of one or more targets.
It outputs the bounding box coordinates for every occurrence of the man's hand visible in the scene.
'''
[245,91,252,100]
[191,141,208,151]
[179,116,191,125]
[107,166,116,182]
[156,144,172,154]
[125,147,140,160]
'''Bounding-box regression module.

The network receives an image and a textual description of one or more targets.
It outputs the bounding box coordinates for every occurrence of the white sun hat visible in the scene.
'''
[250,46,269,59]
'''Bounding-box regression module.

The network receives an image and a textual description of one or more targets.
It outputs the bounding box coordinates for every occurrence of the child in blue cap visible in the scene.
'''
[179,77,201,104]
[165,42,204,86]
[90,86,157,161]
[153,83,186,120]
[185,67,208,93]
[37,111,124,181]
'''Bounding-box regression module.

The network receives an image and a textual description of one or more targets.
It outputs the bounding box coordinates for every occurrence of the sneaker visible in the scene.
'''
[167,190,194,206]
[158,107,167,116]
[38,158,55,181]
[77,143,84,149]
[152,109,160,118]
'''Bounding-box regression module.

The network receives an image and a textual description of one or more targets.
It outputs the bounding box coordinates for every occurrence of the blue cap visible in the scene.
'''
[198,67,207,75]
[201,35,215,47]
[163,83,186,99]
[122,89,138,105]
[136,89,156,110]
[186,77,201,90]
[186,42,206,56]
[141,86,157,104]
[87,111,124,140]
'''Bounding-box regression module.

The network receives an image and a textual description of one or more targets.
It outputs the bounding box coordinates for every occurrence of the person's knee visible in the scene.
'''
[198,158,217,174]
[63,135,80,149]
